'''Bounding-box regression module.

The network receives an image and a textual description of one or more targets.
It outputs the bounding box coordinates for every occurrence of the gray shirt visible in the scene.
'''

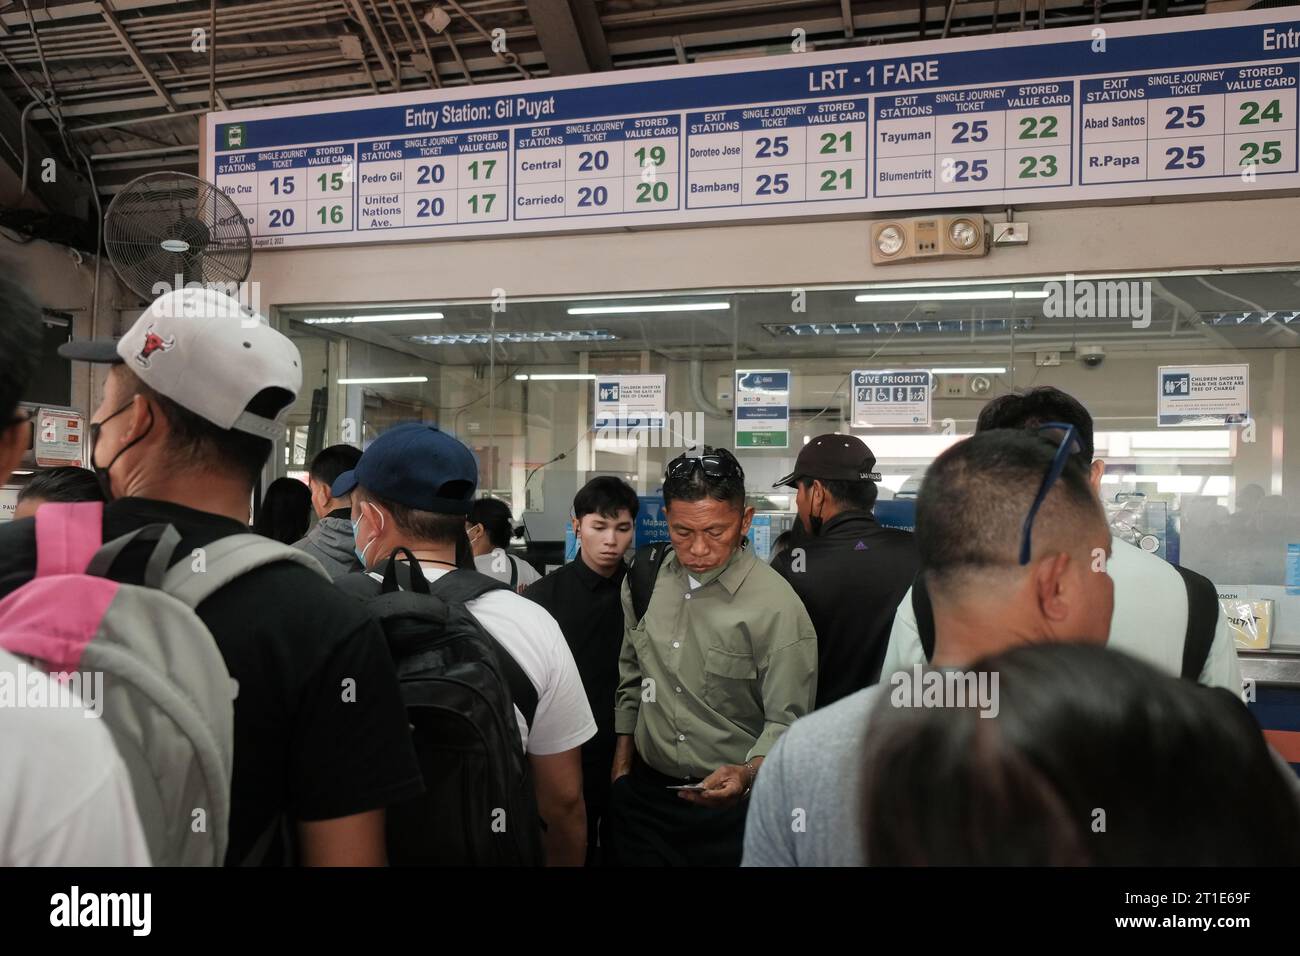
[742,684,881,867]
[292,514,361,580]
[743,676,1300,867]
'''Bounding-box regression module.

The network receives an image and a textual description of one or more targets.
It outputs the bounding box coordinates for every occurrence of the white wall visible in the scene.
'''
[249,195,1300,306]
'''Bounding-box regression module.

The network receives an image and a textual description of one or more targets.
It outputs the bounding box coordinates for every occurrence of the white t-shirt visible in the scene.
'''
[369,568,596,756]
[0,649,152,866]
[474,549,542,590]
[880,535,1243,692]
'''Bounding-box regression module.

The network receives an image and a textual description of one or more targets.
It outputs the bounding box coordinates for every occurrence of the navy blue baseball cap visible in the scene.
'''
[330,422,478,514]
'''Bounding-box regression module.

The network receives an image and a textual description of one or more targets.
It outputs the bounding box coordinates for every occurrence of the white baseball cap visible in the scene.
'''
[58,286,302,441]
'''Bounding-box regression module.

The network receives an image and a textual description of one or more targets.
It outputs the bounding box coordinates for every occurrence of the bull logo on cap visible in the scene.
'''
[135,324,176,369]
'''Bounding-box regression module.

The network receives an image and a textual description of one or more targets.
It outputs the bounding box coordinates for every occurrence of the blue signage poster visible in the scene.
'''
[735,370,790,448]
[636,495,670,547]
[205,9,1300,250]
[874,499,917,532]
[747,514,774,560]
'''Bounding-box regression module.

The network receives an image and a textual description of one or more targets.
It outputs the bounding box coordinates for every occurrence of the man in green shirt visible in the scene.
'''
[607,447,818,866]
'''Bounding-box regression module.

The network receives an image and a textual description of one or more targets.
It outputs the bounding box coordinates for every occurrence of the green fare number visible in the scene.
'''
[818,168,853,191]
[1239,99,1283,125]
[316,205,344,224]
[635,181,669,203]
[467,193,496,213]
[316,171,345,191]
[467,159,497,180]
[1240,140,1283,165]
[1017,115,1059,140]
[635,145,667,167]
[818,130,852,154]
[1018,154,1058,178]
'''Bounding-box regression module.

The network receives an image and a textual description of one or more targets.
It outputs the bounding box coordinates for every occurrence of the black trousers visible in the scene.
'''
[604,752,749,867]
[582,749,613,867]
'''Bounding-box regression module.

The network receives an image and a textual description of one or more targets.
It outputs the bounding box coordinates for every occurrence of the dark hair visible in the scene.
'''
[862,643,1300,865]
[662,445,746,511]
[116,367,291,487]
[468,497,516,549]
[308,443,362,489]
[252,477,312,544]
[16,466,104,505]
[574,476,640,521]
[0,272,43,419]
[916,429,1102,593]
[357,484,474,567]
[977,386,1096,463]
[797,476,878,512]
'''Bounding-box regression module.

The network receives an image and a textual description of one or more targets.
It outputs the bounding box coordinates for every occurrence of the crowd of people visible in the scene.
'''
[1,278,1297,867]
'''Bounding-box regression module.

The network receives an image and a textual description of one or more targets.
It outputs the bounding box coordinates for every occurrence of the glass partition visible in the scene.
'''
[274,268,1300,646]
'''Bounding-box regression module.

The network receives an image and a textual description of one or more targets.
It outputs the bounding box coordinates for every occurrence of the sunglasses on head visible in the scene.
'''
[1019,421,1082,566]
[665,447,745,482]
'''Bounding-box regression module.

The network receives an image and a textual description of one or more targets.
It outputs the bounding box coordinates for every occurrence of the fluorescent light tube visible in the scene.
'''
[517,373,598,381]
[567,302,730,315]
[337,376,429,384]
[306,312,444,324]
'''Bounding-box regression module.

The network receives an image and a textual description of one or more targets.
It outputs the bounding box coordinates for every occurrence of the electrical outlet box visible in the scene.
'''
[937,375,968,398]
[993,221,1030,245]
[1035,350,1061,367]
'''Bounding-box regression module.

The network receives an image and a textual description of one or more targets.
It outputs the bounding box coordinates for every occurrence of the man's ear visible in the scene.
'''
[739,505,755,538]
[1033,551,1074,624]
[1089,459,1106,496]
[125,392,157,443]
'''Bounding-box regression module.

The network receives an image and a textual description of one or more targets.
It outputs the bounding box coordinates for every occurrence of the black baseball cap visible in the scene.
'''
[773,434,880,488]
[331,422,478,514]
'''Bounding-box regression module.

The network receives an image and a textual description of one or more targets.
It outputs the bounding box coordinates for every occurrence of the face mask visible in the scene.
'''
[808,510,824,537]
[88,399,152,502]
[353,504,382,569]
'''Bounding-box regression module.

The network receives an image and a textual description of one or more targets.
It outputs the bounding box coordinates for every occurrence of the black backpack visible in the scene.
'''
[911,563,1220,681]
[336,548,545,866]
[627,541,672,624]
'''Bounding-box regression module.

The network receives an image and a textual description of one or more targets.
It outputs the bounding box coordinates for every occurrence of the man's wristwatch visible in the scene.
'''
[742,759,758,795]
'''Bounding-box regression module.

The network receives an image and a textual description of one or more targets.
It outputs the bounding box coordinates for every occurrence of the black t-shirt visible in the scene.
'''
[523,553,626,776]
[0,498,423,865]
[771,510,919,707]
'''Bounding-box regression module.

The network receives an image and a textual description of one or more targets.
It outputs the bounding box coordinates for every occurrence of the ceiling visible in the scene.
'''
[1,0,1215,246]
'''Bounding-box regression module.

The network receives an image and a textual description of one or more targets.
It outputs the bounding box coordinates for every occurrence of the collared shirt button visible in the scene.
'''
[678,734,686,741]
[672,641,680,648]
[675,686,682,693]
[684,593,691,600]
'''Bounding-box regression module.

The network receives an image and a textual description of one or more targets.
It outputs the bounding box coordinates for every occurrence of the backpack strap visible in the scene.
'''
[508,555,519,590]
[913,572,937,662]
[86,523,183,589]
[159,534,330,609]
[1174,563,1219,682]
[426,569,539,730]
[628,542,671,624]
[34,501,104,578]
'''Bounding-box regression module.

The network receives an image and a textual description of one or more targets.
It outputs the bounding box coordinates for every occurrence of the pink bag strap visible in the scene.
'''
[35,501,105,578]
